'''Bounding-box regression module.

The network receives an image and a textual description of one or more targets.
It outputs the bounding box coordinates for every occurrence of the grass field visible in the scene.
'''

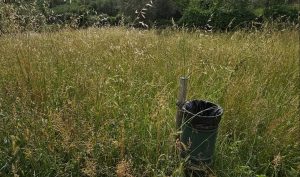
[0,27,299,177]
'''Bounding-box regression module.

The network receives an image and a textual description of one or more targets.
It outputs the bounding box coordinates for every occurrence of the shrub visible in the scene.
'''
[0,2,48,34]
[263,5,299,23]
[0,3,19,34]
[211,9,257,30]
[179,7,257,30]
[178,7,211,28]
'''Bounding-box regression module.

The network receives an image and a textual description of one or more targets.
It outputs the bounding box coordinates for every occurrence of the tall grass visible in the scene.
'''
[0,27,299,177]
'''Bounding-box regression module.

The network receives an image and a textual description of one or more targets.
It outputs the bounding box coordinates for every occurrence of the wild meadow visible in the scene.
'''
[0,27,299,177]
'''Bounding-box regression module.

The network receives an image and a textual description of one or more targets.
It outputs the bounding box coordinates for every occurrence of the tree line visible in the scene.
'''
[0,0,299,33]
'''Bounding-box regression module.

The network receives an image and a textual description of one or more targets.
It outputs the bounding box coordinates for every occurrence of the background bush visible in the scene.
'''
[0,0,299,33]
[264,5,299,23]
[0,1,48,34]
[178,7,211,28]
[211,9,257,30]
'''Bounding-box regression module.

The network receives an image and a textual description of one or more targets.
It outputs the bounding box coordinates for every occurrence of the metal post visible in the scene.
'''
[176,77,188,133]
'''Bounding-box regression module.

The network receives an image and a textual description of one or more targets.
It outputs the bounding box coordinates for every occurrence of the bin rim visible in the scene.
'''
[182,100,224,118]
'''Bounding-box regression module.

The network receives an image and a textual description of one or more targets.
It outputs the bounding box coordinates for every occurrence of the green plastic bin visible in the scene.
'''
[180,100,223,176]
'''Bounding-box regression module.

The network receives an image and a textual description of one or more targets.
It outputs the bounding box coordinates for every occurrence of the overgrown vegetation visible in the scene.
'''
[0,27,299,176]
[0,0,299,33]
[0,1,299,176]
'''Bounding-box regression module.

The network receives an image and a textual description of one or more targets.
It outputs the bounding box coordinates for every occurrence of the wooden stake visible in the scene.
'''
[176,77,188,133]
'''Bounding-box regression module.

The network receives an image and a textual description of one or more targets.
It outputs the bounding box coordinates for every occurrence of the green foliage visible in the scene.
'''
[179,7,211,27]
[212,9,257,30]
[189,0,217,10]
[178,0,299,30]
[90,0,121,16]
[179,7,256,30]
[221,0,252,10]
[120,0,149,18]
[0,0,299,31]
[174,0,190,12]
[263,5,299,22]
[51,2,90,14]
[150,0,178,20]
[0,1,49,34]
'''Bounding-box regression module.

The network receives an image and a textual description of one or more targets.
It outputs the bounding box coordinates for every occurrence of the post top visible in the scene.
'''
[180,76,189,80]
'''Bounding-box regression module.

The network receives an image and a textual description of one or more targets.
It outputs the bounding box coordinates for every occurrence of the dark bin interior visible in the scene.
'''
[183,100,223,129]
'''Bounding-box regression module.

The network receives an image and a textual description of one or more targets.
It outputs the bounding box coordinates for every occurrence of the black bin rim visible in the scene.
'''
[182,100,223,128]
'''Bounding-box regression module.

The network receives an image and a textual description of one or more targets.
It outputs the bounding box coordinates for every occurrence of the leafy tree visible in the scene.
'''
[174,0,190,12]
[151,0,179,19]
[120,0,149,18]
[90,0,121,16]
